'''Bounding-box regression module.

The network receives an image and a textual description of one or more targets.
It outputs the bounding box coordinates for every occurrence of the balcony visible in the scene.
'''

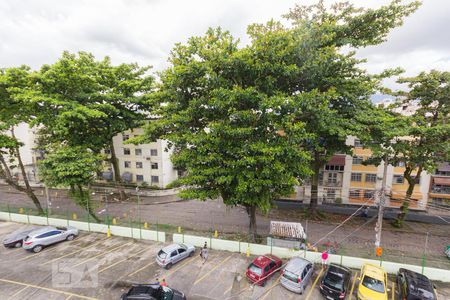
[323,181,342,187]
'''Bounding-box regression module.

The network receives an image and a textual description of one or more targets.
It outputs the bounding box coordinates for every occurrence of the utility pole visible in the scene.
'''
[375,155,388,248]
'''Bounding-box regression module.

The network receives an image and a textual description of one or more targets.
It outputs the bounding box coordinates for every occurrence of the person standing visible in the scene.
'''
[160,278,168,287]
[201,242,209,264]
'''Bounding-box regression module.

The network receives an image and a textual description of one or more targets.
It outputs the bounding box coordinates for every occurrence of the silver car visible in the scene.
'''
[23,226,79,253]
[280,257,314,294]
[3,226,39,248]
[156,243,195,269]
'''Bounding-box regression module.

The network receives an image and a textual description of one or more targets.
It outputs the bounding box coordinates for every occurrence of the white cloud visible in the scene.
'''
[0,0,448,91]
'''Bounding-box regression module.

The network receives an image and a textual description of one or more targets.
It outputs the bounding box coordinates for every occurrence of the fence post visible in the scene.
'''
[66,209,69,227]
[27,209,30,224]
[46,208,49,225]
[156,222,159,242]
[129,216,133,238]
[182,232,185,243]
[270,237,273,255]
[7,204,11,221]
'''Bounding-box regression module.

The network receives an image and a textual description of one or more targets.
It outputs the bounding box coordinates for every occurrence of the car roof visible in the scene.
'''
[399,268,435,297]
[128,284,162,296]
[362,264,385,280]
[161,243,183,253]
[28,226,56,236]
[252,254,280,268]
[284,257,310,273]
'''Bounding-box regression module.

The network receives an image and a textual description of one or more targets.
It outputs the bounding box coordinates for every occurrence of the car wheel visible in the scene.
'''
[166,263,173,270]
[14,241,22,248]
[66,234,75,241]
[300,286,304,294]
[189,250,194,257]
[32,245,43,253]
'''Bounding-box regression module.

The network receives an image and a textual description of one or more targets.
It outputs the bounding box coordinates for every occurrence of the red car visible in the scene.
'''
[246,254,282,286]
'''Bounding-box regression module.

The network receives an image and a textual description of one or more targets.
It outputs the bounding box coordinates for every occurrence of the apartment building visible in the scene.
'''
[429,163,450,207]
[284,135,431,209]
[101,128,178,188]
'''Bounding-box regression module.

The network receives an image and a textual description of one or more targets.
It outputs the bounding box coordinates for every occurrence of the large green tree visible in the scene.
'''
[0,66,44,214]
[144,27,313,241]
[38,145,103,222]
[283,0,420,215]
[367,70,449,227]
[15,52,153,200]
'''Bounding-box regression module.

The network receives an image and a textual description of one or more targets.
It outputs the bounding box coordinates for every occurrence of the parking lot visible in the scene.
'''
[1,221,449,300]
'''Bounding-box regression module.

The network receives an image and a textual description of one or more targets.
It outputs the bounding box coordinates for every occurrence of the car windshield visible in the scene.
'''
[362,275,385,293]
[323,272,344,290]
[248,263,262,276]
[161,286,174,300]
[180,244,188,250]
[283,270,298,283]
[158,250,167,259]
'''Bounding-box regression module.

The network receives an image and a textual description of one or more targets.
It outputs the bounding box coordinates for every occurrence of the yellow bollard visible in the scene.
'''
[123,213,127,218]
[112,218,117,225]
[246,245,250,257]
[19,208,24,214]
[107,228,111,238]
[178,226,182,233]
[144,222,148,229]
[214,230,218,238]
[72,213,77,220]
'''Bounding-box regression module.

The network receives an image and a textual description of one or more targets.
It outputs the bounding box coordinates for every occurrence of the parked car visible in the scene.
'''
[156,243,195,269]
[22,226,78,253]
[280,257,314,294]
[397,268,437,300]
[3,226,38,248]
[319,263,351,299]
[246,254,282,286]
[357,264,388,300]
[121,284,186,300]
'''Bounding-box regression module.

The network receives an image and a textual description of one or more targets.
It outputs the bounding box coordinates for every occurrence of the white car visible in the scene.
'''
[156,243,195,269]
[23,226,78,253]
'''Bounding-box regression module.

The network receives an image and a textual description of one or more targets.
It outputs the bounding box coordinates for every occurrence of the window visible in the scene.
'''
[124,161,131,168]
[351,173,362,182]
[178,248,186,254]
[122,134,130,141]
[412,175,420,184]
[328,173,338,183]
[354,139,363,147]
[326,189,336,200]
[151,176,159,183]
[325,165,344,171]
[393,175,404,184]
[365,174,377,183]
[364,190,375,199]
[350,190,360,198]
[397,161,406,167]
[151,162,158,170]
[318,172,323,185]
[104,149,111,154]
[123,148,130,155]
[135,148,142,156]
[352,156,363,165]
[150,149,158,156]
[136,162,143,169]
[136,175,144,182]
[170,250,178,257]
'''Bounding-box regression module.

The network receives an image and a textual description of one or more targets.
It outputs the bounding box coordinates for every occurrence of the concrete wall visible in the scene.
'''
[0,213,165,243]
[172,233,450,282]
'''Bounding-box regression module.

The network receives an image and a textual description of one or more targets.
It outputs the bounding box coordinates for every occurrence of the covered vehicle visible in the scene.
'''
[2,226,38,248]
[397,268,437,300]
[121,284,186,300]
[319,263,351,299]
[246,254,282,286]
[280,257,314,294]
[357,264,388,300]
[22,226,78,253]
[156,243,195,269]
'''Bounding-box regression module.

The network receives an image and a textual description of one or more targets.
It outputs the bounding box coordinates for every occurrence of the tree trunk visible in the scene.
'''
[0,130,45,215]
[77,184,101,223]
[309,151,322,218]
[393,166,422,228]
[109,140,127,201]
[246,205,257,243]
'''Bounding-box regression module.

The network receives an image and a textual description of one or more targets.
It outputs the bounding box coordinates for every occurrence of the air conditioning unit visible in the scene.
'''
[145,156,151,161]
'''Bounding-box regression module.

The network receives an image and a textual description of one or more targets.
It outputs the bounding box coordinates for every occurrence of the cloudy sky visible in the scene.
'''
[1,0,449,93]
